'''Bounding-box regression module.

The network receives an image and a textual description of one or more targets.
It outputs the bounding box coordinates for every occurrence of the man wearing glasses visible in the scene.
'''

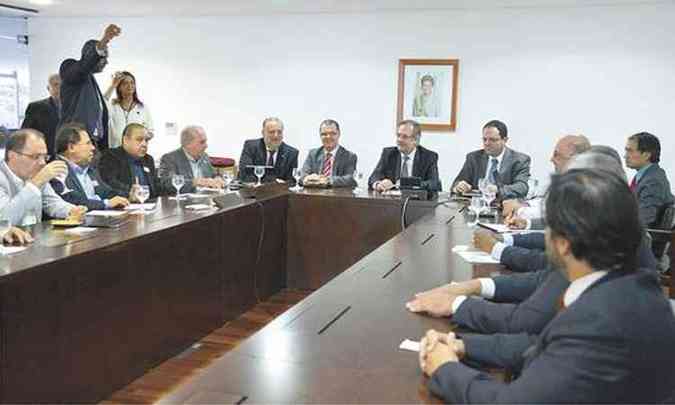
[452,120,531,199]
[0,129,87,226]
[368,120,441,192]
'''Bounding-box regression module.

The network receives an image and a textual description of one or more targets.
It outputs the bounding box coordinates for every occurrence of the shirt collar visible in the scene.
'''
[2,161,25,186]
[182,148,202,164]
[489,147,506,165]
[400,147,416,161]
[61,156,88,175]
[323,145,340,157]
[563,270,608,307]
[634,163,653,183]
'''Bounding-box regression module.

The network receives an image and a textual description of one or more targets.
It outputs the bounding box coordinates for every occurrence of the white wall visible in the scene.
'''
[27,3,675,187]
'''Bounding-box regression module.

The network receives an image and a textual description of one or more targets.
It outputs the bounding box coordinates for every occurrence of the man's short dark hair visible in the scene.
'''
[545,168,641,272]
[320,119,340,133]
[4,129,45,162]
[123,123,147,138]
[628,132,660,163]
[483,120,508,139]
[55,122,87,154]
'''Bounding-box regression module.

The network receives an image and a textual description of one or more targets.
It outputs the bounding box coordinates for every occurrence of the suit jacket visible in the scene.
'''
[452,147,531,199]
[300,146,357,188]
[432,269,675,403]
[21,97,60,157]
[49,158,117,211]
[0,161,73,225]
[500,232,547,273]
[634,163,674,227]
[158,148,217,193]
[238,138,298,185]
[453,236,657,336]
[98,147,166,199]
[368,146,441,192]
[59,41,109,150]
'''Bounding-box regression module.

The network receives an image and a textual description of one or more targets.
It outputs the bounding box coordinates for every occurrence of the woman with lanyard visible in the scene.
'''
[104,71,154,148]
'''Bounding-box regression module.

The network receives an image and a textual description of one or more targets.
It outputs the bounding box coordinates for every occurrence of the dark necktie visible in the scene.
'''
[487,158,498,184]
[267,151,275,167]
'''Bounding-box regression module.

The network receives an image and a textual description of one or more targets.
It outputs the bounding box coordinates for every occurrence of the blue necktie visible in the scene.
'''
[487,158,498,184]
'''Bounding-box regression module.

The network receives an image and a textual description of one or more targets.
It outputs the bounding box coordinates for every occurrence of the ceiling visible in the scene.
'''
[0,0,668,18]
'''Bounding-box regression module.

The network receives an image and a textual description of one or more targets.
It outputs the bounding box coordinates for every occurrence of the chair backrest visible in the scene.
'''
[658,204,675,231]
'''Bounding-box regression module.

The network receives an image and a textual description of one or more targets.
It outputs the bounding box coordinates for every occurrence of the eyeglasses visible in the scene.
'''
[15,151,50,162]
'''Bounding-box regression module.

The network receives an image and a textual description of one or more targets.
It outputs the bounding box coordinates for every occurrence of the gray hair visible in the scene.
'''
[48,73,60,84]
[262,117,284,131]
[569,134,591,155]
[588,145,622,164]
[180,125,205,147]
[567,149,626,182]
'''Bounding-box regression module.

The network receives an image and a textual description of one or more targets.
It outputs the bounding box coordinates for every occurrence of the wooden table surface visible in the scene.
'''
[0,188,460,403]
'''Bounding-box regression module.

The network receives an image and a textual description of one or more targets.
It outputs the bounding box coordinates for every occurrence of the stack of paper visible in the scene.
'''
[452,245,500,264]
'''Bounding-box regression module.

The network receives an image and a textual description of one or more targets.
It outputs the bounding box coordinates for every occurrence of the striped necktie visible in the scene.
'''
[322,152,333,177]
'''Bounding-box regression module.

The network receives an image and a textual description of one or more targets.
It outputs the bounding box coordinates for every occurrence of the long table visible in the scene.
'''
[159,194,505,404]
[0,189,447,403]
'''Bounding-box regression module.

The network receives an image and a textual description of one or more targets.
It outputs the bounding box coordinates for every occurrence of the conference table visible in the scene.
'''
[0,187,502,403]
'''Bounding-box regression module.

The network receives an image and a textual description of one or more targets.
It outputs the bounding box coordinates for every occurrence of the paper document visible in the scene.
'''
[452,245,500,264]
[477,222,512,233]
[185,204,212,210]
[86,210,126,217]
[0,245,28,255]
[399,339,421,352]
[125,203,156,211]
[64,227,98,235]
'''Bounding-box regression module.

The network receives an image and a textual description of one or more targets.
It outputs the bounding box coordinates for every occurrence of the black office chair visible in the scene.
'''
[647,204,675,273]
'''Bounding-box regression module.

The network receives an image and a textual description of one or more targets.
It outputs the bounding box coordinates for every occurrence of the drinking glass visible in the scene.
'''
[137,185,150,214]
[354,171,364,194]
[222,172,232,191]
[172,174,185,200]
[526,177,539,199]
[483,184,498,217]
[292,168,302,191]
[468,196,484,226]
[254,166,265,186]
[478,177,488,195]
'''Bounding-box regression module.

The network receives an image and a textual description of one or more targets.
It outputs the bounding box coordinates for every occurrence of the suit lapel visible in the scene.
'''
[393,150,402,182]
[478,151,489,179]
[176,150,193,179]
[334,147,347,175]
[499,147,513,178]
[66,164,86,195]
[412,148,423,178]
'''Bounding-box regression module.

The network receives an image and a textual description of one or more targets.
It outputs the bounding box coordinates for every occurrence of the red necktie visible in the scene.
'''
[629,176,637,192]
[322,153,333,177]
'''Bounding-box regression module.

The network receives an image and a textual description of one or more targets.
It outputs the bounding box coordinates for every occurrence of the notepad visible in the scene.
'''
[125,203,156,211]
[64,227,98,235]
[399,339,421,352]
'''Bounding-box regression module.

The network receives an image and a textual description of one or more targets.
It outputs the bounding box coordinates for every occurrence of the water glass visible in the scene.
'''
[292,168,302,191]
[254,166,265,186]
[172,174,185,199]
[137,185,150,213]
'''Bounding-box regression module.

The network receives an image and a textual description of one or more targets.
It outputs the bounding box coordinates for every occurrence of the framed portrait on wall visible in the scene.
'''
[397,59,459,131]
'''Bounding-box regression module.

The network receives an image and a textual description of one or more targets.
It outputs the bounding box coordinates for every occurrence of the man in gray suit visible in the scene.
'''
[158,125,223,194]
[300,119,357,188]
[452,120,531,199]
[0,129,87,226]
[624,132,674,227]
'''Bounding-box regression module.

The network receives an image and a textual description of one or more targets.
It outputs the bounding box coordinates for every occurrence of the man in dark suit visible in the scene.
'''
[59,24,121,151]
[21,74,61,157]
[624,132,674,227]
[50,123,129,211]
[300,119,357,188]
[159,125,222,194]
[368,120,441,192]
[98,123,167,201]
[452,120,531,199]
[419,169,675,403]
[238,117,299,185]
[407,151,657,336]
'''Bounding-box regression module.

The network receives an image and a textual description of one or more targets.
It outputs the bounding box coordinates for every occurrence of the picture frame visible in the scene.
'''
[397,59,459,131]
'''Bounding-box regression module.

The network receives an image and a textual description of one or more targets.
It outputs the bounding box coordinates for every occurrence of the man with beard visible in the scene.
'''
[238,117,299,185]
[419,168,675,403]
